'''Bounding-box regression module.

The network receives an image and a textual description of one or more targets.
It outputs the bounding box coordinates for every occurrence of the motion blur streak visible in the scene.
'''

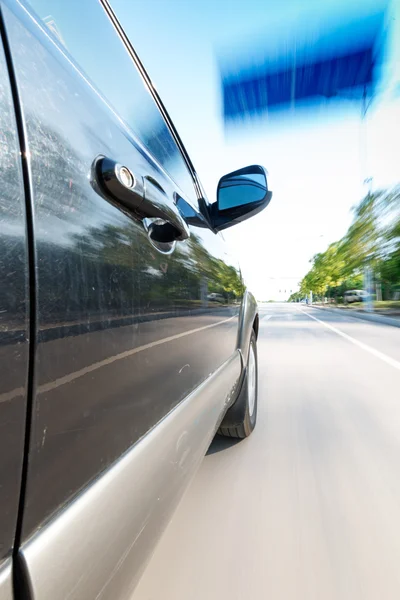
[221,3,386,121]
[133,303,400,600]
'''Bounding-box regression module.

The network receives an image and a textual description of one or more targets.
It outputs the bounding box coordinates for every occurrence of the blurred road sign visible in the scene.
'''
[222,10,385,122]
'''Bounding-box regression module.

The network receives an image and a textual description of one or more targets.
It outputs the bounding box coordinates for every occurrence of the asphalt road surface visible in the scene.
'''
[133,303,400,600]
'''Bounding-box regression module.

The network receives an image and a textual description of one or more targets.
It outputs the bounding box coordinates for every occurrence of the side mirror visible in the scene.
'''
[212,165,272,231]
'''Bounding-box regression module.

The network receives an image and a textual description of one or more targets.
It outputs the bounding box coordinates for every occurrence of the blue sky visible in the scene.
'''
[31,0,398,300]
[29,0,398,299]
[110,0,399,300]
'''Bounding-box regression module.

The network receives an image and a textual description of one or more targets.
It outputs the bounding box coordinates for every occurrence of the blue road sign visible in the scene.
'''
[222,10,385,122]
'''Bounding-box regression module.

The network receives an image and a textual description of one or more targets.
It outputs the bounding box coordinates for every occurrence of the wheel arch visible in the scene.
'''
[219,289,259,429]
[252,313,259,340]
[236,289,258,368]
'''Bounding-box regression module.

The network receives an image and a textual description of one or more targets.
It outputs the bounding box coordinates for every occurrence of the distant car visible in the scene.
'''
[344,290,370,303]
[207,292,225,302]
[0,1,273,598]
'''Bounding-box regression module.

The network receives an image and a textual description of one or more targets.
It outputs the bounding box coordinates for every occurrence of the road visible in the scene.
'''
[133,303,400,600]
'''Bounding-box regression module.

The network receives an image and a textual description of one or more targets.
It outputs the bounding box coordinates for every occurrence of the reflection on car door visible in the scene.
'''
[2,0,243,597]
[0,21,30,599]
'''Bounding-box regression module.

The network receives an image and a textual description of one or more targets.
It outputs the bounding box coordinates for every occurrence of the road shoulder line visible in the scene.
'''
[310,305,400,328]
[299,308,400,372]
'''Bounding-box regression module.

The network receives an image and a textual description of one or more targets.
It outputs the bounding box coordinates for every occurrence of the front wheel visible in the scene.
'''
[218,331,258,439]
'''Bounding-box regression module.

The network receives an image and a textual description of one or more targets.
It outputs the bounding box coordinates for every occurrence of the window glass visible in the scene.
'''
[25,0,197,202]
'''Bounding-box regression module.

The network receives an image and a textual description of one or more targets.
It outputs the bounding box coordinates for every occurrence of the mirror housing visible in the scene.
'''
[211,165,272,231]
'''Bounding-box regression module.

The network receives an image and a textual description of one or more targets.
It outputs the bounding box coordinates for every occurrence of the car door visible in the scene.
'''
[0,17,31,599]
[1,0,243,598]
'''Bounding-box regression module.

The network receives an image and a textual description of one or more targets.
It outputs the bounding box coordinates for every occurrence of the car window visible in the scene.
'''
[25,0,198,204]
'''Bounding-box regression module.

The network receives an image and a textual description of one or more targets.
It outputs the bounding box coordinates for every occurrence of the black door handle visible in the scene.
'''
[96,157,189,241]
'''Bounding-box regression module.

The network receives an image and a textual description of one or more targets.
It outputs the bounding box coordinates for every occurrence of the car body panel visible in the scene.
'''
[19,352,241,600]
[2,0,243,545]
[0,0,260,596]
[0,14,30,568]
[0,561,12,600]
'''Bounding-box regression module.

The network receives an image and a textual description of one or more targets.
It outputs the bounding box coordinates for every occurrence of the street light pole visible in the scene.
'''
[363,251,374,313]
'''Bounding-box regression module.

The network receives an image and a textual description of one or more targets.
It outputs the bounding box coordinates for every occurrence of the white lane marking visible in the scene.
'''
[0,386,25,404]
[38,316,235,394]
[262,315,273,321]
[300,309,400,371]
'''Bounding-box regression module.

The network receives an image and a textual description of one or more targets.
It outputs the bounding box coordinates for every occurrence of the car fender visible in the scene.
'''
[218,289,258,427]
[236,288,258,367]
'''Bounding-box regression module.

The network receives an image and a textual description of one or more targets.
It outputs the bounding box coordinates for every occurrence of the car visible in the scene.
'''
[0,1,272,598]
[207,292,225,302]
[344,289,369,303]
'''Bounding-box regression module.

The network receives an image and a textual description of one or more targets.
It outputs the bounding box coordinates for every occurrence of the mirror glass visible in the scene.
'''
[218,169,267,211]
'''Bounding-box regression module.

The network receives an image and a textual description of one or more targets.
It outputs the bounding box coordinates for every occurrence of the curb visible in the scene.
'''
[310,305,400,328]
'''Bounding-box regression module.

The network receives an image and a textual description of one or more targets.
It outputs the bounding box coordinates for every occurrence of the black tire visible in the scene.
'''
[218,331,258,439]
